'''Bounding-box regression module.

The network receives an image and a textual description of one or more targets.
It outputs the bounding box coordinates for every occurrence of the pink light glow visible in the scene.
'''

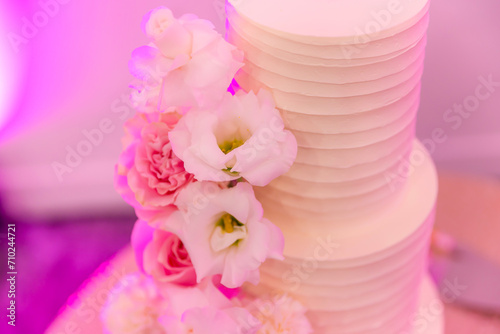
[0,1,24,132]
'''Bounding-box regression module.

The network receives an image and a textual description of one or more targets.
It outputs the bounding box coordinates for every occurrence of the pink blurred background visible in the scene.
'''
[0,0,499,333]
[0,0,499,221]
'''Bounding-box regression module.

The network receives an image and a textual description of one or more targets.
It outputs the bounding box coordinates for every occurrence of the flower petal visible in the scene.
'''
[131,220,155,273]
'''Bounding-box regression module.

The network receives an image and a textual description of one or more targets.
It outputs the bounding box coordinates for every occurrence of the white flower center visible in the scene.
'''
[215,119,252,153]
[210,213,247,252]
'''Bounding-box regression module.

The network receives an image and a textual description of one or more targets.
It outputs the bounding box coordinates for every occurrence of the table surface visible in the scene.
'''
[433,173,500,334]
[45,172,500,334]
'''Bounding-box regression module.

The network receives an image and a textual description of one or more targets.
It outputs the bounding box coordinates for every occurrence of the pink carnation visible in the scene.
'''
[132,220,197,287]
[245,295,313,334]
[101,274,168,334]
[129,7,243,112]
[115,112,194,224]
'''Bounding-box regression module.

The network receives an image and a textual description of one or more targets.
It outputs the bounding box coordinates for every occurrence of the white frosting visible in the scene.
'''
[227,0,429,42]
[236,53,425,94]
[228,0,429,221]
[245,141,438,333]
[279,84,421,132]
[226,0,439,332]
[285,139,412,183]
[239,66,423,114]
[226,3,429,59]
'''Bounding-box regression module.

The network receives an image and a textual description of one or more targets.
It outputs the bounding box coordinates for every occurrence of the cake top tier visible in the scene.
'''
[227,0,429,42]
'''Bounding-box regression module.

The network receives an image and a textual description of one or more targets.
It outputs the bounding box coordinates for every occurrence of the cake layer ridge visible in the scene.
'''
[262,162,406,201]
[231,12,424,214]
[255,177,402,221]
[259,216,430,285]
[237,53,425,96]
[227,1,437,331]
[268,160,406,199]
[230,34,426,85]
[246,214,432,332]
[294,119,414,168]
[244,142,438,333]
[255,136,414,221]
[226,0,429,45]
[284,139,412,183]
[226,24,427,70]
[291,103,417,149]
[228,29,426,67]
[240,66,423,114]
[226,4,429,59]
[279,84,421,132]
[270,140,436,251]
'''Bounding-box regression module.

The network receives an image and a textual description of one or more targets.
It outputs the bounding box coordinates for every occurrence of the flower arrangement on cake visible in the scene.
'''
[103,6,312,334]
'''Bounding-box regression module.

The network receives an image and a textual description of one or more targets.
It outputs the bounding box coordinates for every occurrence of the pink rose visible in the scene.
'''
[132,219,197,286]
[129,7,244,112]
[115,112,194,224]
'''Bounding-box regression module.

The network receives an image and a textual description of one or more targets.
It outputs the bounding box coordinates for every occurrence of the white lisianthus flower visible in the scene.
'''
[129,7,243,112]
[163,181,284,289]
[169,90,297,187]
[101,274,168,334]
[142,7,192,58]
[246,295,313,334]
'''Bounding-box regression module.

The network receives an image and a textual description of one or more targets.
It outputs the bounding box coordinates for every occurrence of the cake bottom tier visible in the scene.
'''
[244,140,439,333]
[412,275,445,334]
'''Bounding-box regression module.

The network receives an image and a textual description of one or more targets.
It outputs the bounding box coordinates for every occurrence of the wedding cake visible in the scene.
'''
[102,0,444,333]
[225,0,442,333]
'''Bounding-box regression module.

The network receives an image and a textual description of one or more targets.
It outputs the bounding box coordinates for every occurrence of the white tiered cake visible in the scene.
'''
[97,2,445,333]
[226,0,443,333]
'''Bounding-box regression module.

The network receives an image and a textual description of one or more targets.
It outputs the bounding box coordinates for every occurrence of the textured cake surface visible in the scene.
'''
[244,141,438,333]
[227,0,442,332]
[227,0,430,223]
[227,0,428,40]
